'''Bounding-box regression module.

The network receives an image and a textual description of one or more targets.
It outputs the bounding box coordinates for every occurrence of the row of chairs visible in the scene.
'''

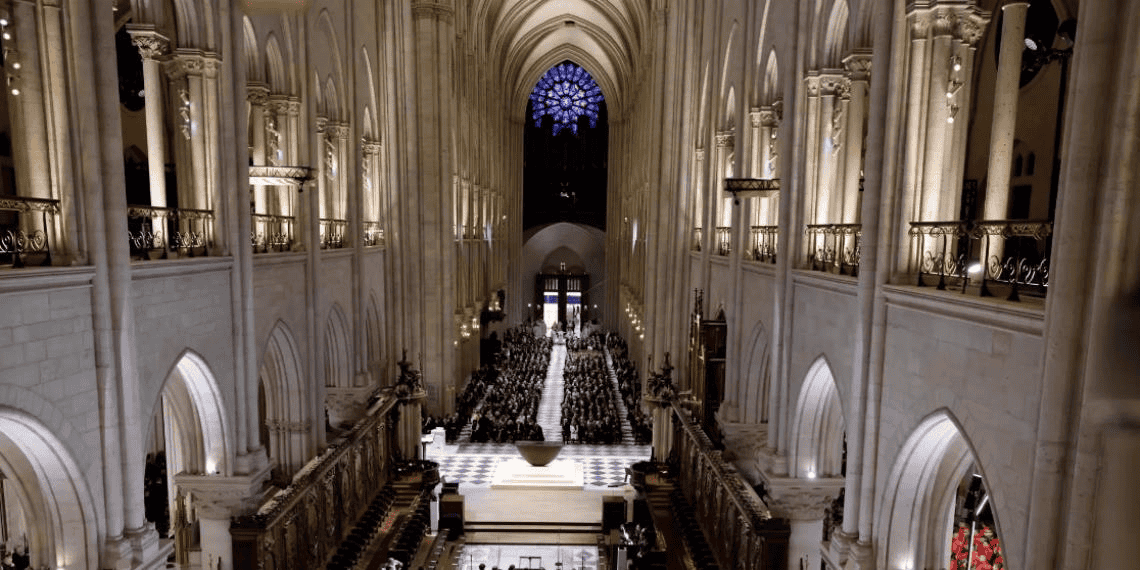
[326,485,397,569]
[668,489,721,570]
[387,495,432,566]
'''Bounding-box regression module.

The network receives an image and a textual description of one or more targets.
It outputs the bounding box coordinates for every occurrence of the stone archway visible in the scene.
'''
[877,411,1006,570]
[0,409,99,569]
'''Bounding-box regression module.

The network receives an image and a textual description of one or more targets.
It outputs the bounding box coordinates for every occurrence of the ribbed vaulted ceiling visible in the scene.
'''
[475,0,650,118]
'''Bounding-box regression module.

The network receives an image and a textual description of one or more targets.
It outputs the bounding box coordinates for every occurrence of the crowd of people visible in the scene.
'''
[609,335,653,444]
[426,326,655,447]
[434,327,553,443]
[560,335,624,444]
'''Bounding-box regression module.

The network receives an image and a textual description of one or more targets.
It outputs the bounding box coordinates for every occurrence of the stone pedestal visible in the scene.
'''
[174,466,270,570]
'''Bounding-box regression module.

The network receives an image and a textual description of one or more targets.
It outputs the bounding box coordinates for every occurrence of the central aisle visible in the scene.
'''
[536,343,566,442]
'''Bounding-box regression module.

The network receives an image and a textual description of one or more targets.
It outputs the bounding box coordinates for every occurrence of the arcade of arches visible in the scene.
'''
[0,0,1136,569]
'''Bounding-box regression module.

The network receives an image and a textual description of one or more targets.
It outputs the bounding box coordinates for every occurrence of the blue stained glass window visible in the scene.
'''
[529,62,604,136]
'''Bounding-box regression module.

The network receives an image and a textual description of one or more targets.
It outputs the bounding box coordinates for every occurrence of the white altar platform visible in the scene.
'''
[491,457,584,489]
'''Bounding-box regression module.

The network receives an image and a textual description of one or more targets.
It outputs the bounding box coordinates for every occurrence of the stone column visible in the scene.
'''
[713,132,734,238]
[693,148,707,253]
[645,395,673,462]
[7,0,50,204]
[816,73,848,226]
[399,390,426,460]
[982,1,1030,262]
[329,123,350,229]
[127,28,170,210]
[165,51,221,252]
[763,477,844,570]
[803,74,822,230]
[247,85,269,249]
[841,51,872,224]
[982,1,1029,222]
[315,117,329,223]
[175,468,269,570]
[409,0,458,410]
[897,3,989,269]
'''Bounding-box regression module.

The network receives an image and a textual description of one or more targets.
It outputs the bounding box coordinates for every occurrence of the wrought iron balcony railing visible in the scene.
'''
[691,227,703,252]
[747,225,778,264]
[362,222,385,247]
[908,219,1052,301]
[715,226,732,256]
[126,205,214,260]
[319,218,347,249]
[0,195,59,268]
[250,213,295,253]
[806,223,861,276]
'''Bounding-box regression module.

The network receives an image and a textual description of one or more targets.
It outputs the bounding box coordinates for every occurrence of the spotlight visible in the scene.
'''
[2,32,10,40]
[0,19,8,27]
[953,62,962,71]
[1024,37,1038,51]
[968,263,982,274]
[9,88,17,96]
[11,62,18,69]
[946,116,954,124]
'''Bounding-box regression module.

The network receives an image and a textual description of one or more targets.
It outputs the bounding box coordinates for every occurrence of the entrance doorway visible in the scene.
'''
[535,273,589,336]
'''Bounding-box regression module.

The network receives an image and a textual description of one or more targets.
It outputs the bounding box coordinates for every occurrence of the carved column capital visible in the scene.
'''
[361,138,382,155]
[804,73,822,97]
[174,468,271,520]
[315,116,328,134]
[842,49,873,81]
[715,131,735,149]
[411,0,454,22]
[247,84,270,106]
[694,147,706,162]
[819,73,851,99]
[127,28,170,60]
[749,109,763,128]
[164,50,220,79]
[954,7,991,46]
[908,11,933,38]
[757,106,779,127]
[326,123,351,140]
[761,475,845,521]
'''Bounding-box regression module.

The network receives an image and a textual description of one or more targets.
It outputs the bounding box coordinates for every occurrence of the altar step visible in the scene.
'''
[464,520,603,535]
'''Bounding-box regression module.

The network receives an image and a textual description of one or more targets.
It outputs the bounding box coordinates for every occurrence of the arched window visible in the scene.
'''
[528,62,604,136]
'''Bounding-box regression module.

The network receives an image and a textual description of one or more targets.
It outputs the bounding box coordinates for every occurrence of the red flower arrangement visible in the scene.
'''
[950,524,1004,570]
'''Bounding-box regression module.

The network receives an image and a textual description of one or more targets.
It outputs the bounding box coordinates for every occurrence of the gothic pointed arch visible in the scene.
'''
[323,304,352,388]
[152,350,233,478]
[877,410,1008,570]
[820,0,852,68]
[242,15,261,84]
[0,409,99,570]
[365,292,383,382]
[741,321,771,424]
[790,356,845,478]
[264,33,287,93]
[258,321,309,475]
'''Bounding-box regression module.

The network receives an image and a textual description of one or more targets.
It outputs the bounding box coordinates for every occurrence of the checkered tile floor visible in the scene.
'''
[431,449,648,488]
